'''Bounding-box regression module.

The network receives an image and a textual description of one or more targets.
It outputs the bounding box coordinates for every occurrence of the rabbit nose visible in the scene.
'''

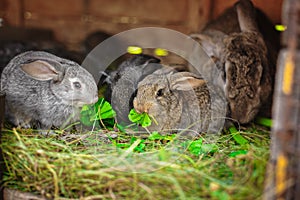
[133,99,150,114]
[92,95,98,103]
[133,99,143,113]
[89,94,98,104]
[135,106,149,114]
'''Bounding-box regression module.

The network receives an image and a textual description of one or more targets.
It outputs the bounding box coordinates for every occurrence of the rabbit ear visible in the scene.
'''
[190,33,225,59]
[171,73,206,91]
[235,0,258,32]
[254,64,263,86]
[21,60,60,81]
[190,34,217,57]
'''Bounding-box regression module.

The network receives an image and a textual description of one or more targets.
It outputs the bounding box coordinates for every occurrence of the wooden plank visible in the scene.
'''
[0,92,5,200]
[0,0,22,26]
[24,19,88,50]
[0,0,285,52]
[22,0,207,50]
[264,0,300,199]
[23,0,84,18]
[185,0,212,32]
[211,0,283,24]
[88,0,188,24]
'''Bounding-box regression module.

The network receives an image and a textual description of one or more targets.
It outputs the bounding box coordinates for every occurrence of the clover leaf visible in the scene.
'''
[128,109,152,127]
[80,98,116,127]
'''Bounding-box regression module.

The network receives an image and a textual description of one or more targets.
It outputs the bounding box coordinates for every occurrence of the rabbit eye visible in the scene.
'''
[156,89,164,97]
[73,81,81,89]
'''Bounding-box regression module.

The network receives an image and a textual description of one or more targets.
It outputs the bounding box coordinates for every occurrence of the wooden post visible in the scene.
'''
[0,91,5,200]
[264,0,300,199]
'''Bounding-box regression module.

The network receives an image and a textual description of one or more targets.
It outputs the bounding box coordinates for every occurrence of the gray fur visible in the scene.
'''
[105,54,162,124]
[1,51,98,129]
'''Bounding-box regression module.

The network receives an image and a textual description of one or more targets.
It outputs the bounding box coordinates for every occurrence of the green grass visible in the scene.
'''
[0,123,271,200]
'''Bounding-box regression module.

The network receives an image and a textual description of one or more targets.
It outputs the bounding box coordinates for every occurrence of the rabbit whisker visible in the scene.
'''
[149,114,159,125]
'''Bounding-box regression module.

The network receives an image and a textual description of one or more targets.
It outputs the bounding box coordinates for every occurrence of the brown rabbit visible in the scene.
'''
[190,0,279,123]
[133,69,227,135]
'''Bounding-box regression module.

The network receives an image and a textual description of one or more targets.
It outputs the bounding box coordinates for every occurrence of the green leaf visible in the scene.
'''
[128,109,143,121]
[100,109,116,119]
[113,137,146,153]
[116,123,126,132]
[188,139,203,155]
[96,98,116,120]
[128,109,152,127]
[80,113,93,126]
[80,104,96,126]
[140,114,151,127]
[187,139,218,155]
[229,150,248,157]
[148,132,163,140]
[116,143,130,148]
[134,142,146,152]
[229,126,249,145]
[201,144,218,153]
[80,98,116,127]
[148,131,176,141]
[255,117,272,128]
[211,190,230,200]
[81,105,90,112]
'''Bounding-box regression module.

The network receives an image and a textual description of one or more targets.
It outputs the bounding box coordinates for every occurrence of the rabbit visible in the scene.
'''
[133,69,227,135]
[190,0,279,124]
[103,54,163,125]
[0,51,98,130]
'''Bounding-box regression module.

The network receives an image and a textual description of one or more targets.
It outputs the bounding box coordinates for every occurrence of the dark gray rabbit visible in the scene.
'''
[104,54,162,124]
[1,51,98,130]
[191,0,279,123]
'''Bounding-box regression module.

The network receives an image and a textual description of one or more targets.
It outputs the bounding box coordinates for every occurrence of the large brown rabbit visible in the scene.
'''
[190,0,280,124]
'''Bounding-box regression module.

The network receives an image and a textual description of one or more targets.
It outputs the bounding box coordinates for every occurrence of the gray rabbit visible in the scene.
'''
[190,0,279,123]
[1,51,98,130]
[133,69,227,135]
[104,54,163,125]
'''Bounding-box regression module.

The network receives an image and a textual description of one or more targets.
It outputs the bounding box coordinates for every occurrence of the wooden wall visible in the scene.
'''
[0,0,283,50]
[211,0,283,24]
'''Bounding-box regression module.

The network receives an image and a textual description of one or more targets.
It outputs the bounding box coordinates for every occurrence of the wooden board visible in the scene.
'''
[211,0,283,24]
[0,0,283,51]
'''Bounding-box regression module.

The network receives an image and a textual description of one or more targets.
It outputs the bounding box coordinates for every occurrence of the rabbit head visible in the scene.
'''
[222,0,272,123]
[133,70,211,134]
[1,51,98,129]
[223,31,270,123]
[22,60,98,106]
